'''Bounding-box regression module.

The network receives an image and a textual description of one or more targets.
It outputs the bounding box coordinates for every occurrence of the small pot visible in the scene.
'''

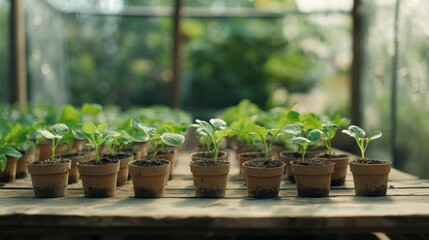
[279,151,315,183]
[191,151,228,161]
[116,154,134,186]
[61,153,86,184]
[242,159,285,199]
[37,142,67,161]
[155,151,176,181]
[238,152,269,176]
[0,157,19,183]
[189,160,230,198]
[72,139,87,152]
[319,154,350,186]
[27,159,71,198]
[128,159,170,198]
[291,160,335,198]
[271,144,286,160]
[349,160,391,196]
[78,159,120,198]
[16,150,35,179]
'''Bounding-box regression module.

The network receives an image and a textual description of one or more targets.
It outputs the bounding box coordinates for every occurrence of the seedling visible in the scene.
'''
[342,125,382,159]
[242,123,301,161]
[192,119,232,161]
[107,132,140,154]
[72,122,120,162]
[0,146,22,172]
[291,129,323,161]
[137,123,185,160]
[320,123,340,157]
[37,124,69,161]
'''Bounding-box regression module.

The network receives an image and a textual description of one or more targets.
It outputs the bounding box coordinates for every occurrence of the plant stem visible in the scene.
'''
[51,139,55,161]
[95,144,100,162]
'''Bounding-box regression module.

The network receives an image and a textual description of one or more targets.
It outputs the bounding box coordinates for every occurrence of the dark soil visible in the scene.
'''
[352,159,390,165]
[241,152,267,158]
[331,177,346,186]
[282,152,315,159]
[292,159,332,166]
[249,187,280,199]
[243,159,283,168]
[130,159,169,167]
[29,159,71,165]
[319,153,349,159]
[134,187,162,198]
[195,188,225,198]
[193,152,226,159]
[190,160,229,167]
[84,187,115,198]
[79,158,118,166]
[34,186,66,198]
[61,153,85,158]
[297,187,330,198]
[103,153,133,160]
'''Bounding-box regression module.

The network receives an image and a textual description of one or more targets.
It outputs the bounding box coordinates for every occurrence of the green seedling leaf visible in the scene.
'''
[308,129,323,142]
[195,119,214,135]
[210,119,227,130]
[368,131,382,140]
[0,146,22,158]
[81,103,103,115]
[71,123,87,139]
[196,128,208,138]
[137,123,156,138]
[299,113,322,130]
[348,125,366,138]
[37,129,58,139]
[291,137,311,145]
[215,129,232,144]
[97,123,108,133]
[243,124,268,138]
[105,131,121,138]
[283,124,301,135]
[83,122,96,135]
[161,133,185,147]
[341,129,354,137]
[51,123,69,135]
[0,155,6,172]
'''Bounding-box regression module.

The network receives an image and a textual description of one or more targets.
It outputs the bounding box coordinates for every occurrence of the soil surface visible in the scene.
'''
[193,152,226,159]
[190,160,229,167]
[292,159,332,166]
[353,159,390,165]
[130,159,169,167]
[79,158,118,166]
[243,159,283,168]
[103,153,133,160]
[282,152,315,158]
[319,153,348,159]
[61,153,85,158]
[241,152,267,158]
[29,159,71,165]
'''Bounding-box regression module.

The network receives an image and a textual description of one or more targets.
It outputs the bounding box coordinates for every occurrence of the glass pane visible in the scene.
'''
[0,0,9,103]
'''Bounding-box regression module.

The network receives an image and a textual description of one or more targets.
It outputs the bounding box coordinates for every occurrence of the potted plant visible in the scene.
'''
[342,125,389,196]
[128,123,184,198]
[105,133,136,186]
[318,123,350,186]
[189,119,231,198]
[27,124,71,197]
[241,123,299,198]
[72,122,121,198]
[290,130,335,198]
[0,145,22,183]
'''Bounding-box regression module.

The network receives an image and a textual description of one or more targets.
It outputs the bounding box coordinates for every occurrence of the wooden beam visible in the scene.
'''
[351,0,363,126]
[170,0,183,108]
[10,0,28,109]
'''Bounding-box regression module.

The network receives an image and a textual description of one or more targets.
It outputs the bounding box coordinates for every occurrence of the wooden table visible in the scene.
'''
[1,151,429,238]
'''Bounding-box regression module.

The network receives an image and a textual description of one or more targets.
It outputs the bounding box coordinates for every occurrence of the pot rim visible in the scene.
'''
[242,159,285,170]
[129,159,170,168]
[350,159,391,166]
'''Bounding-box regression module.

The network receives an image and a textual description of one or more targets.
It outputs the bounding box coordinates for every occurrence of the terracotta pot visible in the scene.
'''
[27,160,71,198]
[271,144,286,160]
[132,142,147,155]
[191,151,228,161]
[319,154,350,186]
[61,153,86,184]
[279,151,315,183]
[16,150,35,179]
[189,161,230,198]
[291,160,335,198]
[307,146,326,155]
[37,142,67,161]
[72,139,87,152]
[242,160,285,198]
[116,154,134,186]
[128,159,170,198]
[78,160,120,198]
[349,160,391,196]
[0,157,19,183]
[156,151,176,180]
